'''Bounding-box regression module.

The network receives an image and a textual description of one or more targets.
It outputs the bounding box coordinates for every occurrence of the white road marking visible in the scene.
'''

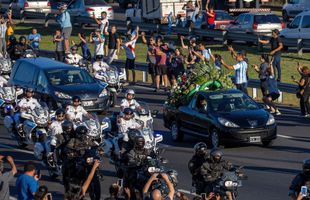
[177,189,196,195]
[278,134,294,139]
[0,144,33,155]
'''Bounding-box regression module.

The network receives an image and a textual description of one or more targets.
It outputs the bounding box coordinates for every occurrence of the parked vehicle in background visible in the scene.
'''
[9,58,110,111]
[226,0,270,9]
[280,11,310,39]
[213,10,234,30]
[23,0,51,15]
[226,12,284,36]
[0,0,24,17]
[125,0,186,24]
[282,0,310,22]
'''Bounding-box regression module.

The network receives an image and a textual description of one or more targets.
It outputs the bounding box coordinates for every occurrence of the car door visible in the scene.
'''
[287,15,302,39]
[34,69,51,103]
[192,94,211,138]
[228,14,244,32]
[242,14,252,33]
[299,15,310,39]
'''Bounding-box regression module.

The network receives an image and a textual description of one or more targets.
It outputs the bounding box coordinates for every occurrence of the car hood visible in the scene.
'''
[53,83,104,99]
[217,109,269,128]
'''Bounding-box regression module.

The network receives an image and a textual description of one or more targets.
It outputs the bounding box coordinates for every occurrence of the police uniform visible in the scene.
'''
[49,120,64,147]
[18,97,41,110]
[66,105,88,122]
[92,61,109,73]
[120,98,140,111]
[65,53,83,66]
[0,76,8,87]
[118,117,141,142]
[188,154,210,194]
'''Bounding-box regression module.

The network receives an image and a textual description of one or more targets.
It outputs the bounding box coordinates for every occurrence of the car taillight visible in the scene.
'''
[108,8,112,11]
[47,1,51,7]
[86,7,94,12]
[24,2,29,7]
[281,22,285,29]
[253,23,258,30]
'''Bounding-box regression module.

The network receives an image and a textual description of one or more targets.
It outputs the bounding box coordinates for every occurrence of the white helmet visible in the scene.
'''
[125,89,135,98]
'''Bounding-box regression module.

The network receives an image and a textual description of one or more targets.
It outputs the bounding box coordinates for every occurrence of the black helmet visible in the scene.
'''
[123,108,134,115]
[72,96,81,102]
[134,135,145,149]
[194,142,207,155]
[56,108,65,116]
[71,45,78,51]
[26,88,34,93]
[19,36,26,43]
[303,159,310,173]
[62,120,74,134]
[210,148,223,162]
[9,35,16,43]
[75,126,88,138]
[96,55,103,60]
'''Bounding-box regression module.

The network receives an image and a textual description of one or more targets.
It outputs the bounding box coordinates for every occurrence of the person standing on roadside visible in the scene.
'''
[93,11,109,56]
[76,33,92,62]
[252,54,269,97]
[56,3,72,54]
[53,29,65,62]
[221,52,248,94]
[16,162,39,200]
[28,28,41,51]
[90,28,105,58]
[0,11,12,56]
[141,32,156,86]
[154,37,168,92]
[258,29,283,82]
[0,155,17,200]
[107,25,120,64]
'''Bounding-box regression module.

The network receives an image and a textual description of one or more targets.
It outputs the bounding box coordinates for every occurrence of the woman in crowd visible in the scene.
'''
[292,64,310,117]
[252,54,269,97]
[168,48,185,87]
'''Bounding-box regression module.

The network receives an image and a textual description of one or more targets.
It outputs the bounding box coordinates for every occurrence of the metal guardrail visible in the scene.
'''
[39,49,298,104]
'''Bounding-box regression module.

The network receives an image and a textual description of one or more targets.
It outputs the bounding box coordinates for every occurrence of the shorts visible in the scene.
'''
[125,58,135,69]
[267,93,280,101]
[155,64,167,76]
[62,27,72,40]
[148,63,155,75]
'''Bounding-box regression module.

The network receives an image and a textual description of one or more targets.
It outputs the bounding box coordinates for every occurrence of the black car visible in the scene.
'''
[163,89,277,148]
[9,57,110,111]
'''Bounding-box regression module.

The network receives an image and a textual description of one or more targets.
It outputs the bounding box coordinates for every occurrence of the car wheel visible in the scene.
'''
[262,140,274,147]
[210,129,220,148]
[171,121,183,142]
[282,10,289,22]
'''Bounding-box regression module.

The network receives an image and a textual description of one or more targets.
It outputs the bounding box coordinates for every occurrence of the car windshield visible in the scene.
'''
[254,15,281,24]
[208,92,259,112]
[45,69,96,86]
[84,0,108,5]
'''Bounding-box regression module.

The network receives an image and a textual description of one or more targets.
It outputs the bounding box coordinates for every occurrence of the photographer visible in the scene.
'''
[0,155,17,200]
[55,3,72,54]
[89,29,105,58]
[289,159,310,200]
[143,173,175,200]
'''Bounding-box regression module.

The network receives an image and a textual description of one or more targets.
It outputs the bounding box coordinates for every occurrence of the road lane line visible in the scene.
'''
[278,134,294,139]
[0,144,33,155]
[177,189,196,195]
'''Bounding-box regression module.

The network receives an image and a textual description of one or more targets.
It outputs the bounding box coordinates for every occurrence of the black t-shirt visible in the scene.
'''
[269,37,282,56]
[108,32,119,50]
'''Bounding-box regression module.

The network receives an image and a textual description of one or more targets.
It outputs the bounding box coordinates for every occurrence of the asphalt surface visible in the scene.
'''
[1,84,310,200]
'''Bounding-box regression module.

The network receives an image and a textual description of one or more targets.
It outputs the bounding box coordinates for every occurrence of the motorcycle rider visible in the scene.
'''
[65,45,83,67]
[120,89,141,112]
[14,36,33,60]
[6,35,18,59]
[201,149,233,200]
[118,107,141,143]
[92,54,109,74]
[49,108,66,151]
[66,96,93,123]
[289,159,310,200]
[188,142,210,194]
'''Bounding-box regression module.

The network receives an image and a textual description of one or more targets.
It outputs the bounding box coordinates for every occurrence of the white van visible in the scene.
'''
[282,0,310,22]
[280,11,310,39]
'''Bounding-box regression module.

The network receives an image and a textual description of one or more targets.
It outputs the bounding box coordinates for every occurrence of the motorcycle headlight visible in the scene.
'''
[99,89,108,97]
[86,157,94,164]
[55,91,71,99]
[266,114,275,126]
[224,181,233,187]
[218,117,239,128]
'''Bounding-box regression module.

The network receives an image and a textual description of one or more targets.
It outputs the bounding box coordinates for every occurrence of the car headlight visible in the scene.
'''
[99,89,108,97]
[218,117,239,128]
[55,91,71,99]
[266,114,275,126]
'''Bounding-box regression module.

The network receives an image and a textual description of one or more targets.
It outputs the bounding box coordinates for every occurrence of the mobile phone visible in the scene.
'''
[37,169,41,179]
[117,179,123,188]
[301,186,308,197]
[201,193,207,199]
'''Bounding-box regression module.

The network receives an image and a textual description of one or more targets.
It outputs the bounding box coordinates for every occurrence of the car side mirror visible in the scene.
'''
[152,110,159,117]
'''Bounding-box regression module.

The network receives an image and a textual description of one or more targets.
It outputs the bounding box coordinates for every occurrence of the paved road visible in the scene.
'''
[1,84,310,200]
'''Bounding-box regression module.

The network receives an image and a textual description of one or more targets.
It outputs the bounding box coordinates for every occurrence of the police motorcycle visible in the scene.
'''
[17,104,54,147]
[94,64,122,107]
[0,87,23,119]
[211,167,247,200]
[0,53,12,78]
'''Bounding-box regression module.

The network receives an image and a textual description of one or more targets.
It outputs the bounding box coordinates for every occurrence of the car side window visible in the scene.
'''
[243,15,251,25]
[190,95,197,110]
[36,70,48,89]
[235,15,244,24]
[301,16,310,28]
[13,63,35,84]
[290,16,301,29]
[195,94,208,112]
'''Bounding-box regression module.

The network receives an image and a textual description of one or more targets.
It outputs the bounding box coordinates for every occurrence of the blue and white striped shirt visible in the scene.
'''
[233,60,248,84]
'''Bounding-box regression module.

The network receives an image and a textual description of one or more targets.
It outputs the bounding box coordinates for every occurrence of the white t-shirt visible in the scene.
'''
[100,18,109,34]
[123,39,137,60]
[93,35,105,56]
[0,22,7,38]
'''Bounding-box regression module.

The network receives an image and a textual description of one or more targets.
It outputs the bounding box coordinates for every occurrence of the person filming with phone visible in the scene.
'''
[0,155,17,200]
[289,159,310,200]
[143,173,175,200]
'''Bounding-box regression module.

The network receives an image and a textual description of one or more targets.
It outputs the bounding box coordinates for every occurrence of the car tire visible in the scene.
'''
[209,129,220,148]
[262,140,274,147]
[171,121,183,142]
[282,10,289,22]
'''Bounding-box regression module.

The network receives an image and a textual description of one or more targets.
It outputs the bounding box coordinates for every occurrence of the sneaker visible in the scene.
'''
[275,110,281,115]
[304,114,310,118]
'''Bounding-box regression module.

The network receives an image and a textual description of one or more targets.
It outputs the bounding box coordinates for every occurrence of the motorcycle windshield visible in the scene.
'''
[84,114,101,137]
[0,59,11,71]
[1,87,16,101]
[136,101,150,116]
[33,107,49,124]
